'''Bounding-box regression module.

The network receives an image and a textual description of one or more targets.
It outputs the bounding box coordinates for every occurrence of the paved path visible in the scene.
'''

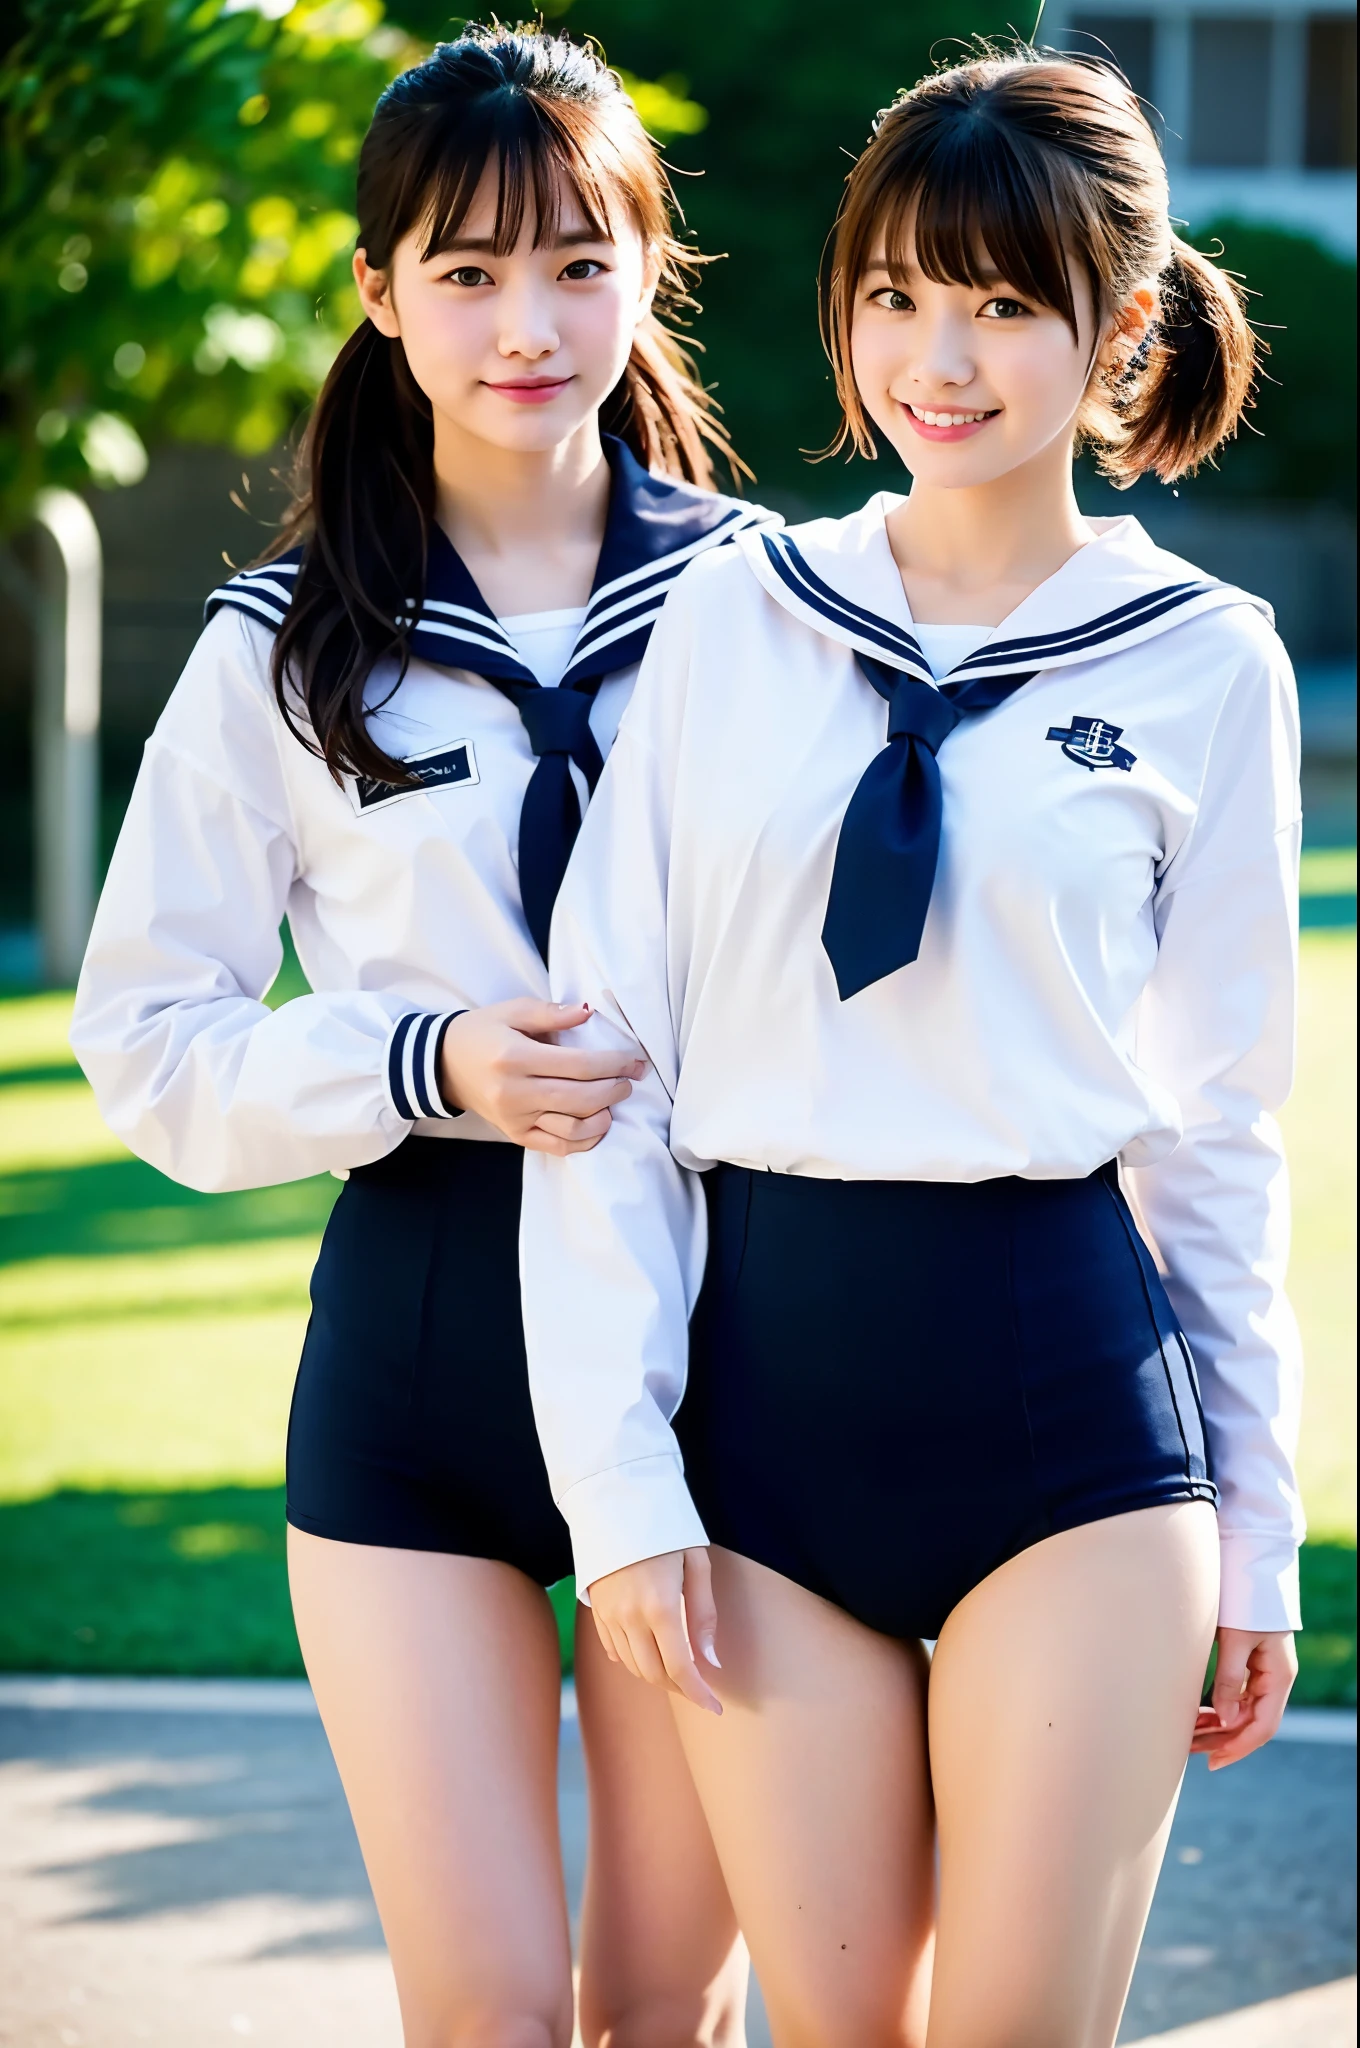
[0,1681,1353,2047]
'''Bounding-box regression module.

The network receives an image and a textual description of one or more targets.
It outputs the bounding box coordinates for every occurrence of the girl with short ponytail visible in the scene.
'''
[73,24,768,2040]
[521,47,1303,2042]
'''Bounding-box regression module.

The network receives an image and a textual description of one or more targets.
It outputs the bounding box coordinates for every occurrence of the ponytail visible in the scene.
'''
[1108,236,1259,486]
[259,25,744,790]
[270,323,434,790]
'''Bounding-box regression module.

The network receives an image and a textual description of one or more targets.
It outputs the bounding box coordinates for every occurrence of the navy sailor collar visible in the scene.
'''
[738,495,1271,688]
[206,435,775,687]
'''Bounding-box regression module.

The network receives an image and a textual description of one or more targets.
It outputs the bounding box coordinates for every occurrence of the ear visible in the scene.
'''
[354,248,401,339]
[635,242,662,327]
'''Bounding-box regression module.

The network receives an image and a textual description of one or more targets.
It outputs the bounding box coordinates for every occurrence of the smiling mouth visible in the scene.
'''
[906,403,1000,427]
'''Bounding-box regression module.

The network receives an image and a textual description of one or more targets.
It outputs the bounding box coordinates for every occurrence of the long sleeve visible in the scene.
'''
[1126,624,1305,1632]
[71,611,460,1193]
[520,616,709,1595]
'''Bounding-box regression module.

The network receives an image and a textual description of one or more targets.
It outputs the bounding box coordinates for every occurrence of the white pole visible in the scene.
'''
[33,488,102,987]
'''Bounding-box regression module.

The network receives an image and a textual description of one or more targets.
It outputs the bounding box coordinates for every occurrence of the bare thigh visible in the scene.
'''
[575,1613,749,2047]
[287,1528,573,2048]
[926,1502,1220,2048]
[668,1549,935,2048]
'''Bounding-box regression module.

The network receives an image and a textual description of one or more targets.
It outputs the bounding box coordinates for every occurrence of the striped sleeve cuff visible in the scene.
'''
[384,1011,465,1122]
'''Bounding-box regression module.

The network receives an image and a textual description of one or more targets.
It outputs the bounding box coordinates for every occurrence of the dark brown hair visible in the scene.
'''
[268,23,739,788]
[821,47,1258,485]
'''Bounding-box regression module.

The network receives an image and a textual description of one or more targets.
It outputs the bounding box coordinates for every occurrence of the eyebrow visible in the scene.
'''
[429,228,614,257]
[863,259,1009,286]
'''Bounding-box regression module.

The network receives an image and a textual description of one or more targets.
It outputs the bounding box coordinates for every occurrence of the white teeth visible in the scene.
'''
[912,405,990,426]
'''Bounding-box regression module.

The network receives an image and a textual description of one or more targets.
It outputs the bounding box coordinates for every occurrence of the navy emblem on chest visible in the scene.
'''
[1046,716,1136,772]
[352,740,480,814]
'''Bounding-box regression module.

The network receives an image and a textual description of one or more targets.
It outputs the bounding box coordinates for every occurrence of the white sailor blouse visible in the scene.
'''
[70,439,774,1192]
[520,500,1305,1634]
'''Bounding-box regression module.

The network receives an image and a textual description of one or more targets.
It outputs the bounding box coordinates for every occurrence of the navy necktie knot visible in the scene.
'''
[517,686,600,767]
[885,675,961,752]
[821,650,1036,1000]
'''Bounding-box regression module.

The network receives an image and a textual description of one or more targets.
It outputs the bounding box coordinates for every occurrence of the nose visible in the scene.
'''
[908,305,977,393]
[496,275,560,364]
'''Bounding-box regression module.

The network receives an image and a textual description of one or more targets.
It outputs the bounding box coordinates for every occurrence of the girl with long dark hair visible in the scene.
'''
[523,49,1302,2044]
[73,26,767,2044]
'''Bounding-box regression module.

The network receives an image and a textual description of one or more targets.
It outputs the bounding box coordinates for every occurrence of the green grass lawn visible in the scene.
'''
[1,918,1354,1698]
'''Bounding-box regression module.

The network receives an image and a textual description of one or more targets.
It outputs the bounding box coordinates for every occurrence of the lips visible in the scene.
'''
[484,377,574,405]
[902,401,1000,443]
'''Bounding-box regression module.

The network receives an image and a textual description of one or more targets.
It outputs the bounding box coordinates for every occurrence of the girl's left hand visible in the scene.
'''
[1191,1627,1298,1768]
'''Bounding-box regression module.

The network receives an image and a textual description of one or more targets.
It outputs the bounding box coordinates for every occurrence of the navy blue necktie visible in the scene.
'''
[822,653,1037,1000]
[491,675,605,963]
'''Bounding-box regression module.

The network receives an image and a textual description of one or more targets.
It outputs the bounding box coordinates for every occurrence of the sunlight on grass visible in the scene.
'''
[0,992,81,1075]
[0,1236,319,1332]
[1280,930,1357,1542]
[0,1308,307,1500]
[1299,847,1357,896]
[0,1078,130,1173]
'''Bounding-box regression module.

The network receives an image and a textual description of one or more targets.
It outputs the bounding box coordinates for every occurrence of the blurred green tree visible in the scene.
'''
[0,0,718,534]
[0,0,420,531]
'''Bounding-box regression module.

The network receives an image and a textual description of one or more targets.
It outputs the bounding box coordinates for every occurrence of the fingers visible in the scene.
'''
[531,1075,635,1118]
[683,1547,722,1674]
[497,998,644,1079]
[525,1042,649,1082]
[591,1607,621,1663]
[1209,1631,1251,1735]
[497,998,592,1040]
[1194,1629,1297,1769]
[652,1600,722,1715]
[522,1110,614,1155]
[585,1555,721,1714]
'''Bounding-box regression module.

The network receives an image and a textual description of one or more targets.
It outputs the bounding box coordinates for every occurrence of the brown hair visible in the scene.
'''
[268,23,742,789]
[820,46,1258,485]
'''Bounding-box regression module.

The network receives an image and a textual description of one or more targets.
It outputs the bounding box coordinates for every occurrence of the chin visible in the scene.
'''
[463,403,595,453]
[890,441,1023,491]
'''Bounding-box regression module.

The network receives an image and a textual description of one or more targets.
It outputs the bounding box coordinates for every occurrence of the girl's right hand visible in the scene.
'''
[439,999,646,1154]
[588,1548,723,1715]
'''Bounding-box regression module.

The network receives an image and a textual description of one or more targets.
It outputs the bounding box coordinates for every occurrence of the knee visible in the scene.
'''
[584,1992,738,2048]
[421,2010,572,2048]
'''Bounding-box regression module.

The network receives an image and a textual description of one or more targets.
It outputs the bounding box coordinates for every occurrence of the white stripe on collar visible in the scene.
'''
[738,504,1271,683]
[205,496,781,684]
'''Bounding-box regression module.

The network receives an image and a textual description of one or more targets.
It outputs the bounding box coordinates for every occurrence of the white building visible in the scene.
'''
[1045,0,1358,252]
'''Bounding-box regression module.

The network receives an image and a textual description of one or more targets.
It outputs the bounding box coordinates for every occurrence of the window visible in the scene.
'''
[1189,17,1273,165]
[1305,14,1358,166]
[1067,14,1156,104]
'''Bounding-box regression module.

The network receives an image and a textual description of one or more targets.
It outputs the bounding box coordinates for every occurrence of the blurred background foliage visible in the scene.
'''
[2,0,1354,531]
[0,0,414,527]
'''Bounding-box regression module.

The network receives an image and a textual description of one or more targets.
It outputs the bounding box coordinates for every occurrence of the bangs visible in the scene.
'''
[873,119,1083,334]
[415,92,620,259]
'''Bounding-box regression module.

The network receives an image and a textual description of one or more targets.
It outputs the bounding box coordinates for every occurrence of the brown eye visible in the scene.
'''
[560,259,604,281]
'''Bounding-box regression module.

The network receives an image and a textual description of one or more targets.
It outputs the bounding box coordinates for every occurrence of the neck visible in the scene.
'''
[430,413,612,612]
[885,432,1094,625]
